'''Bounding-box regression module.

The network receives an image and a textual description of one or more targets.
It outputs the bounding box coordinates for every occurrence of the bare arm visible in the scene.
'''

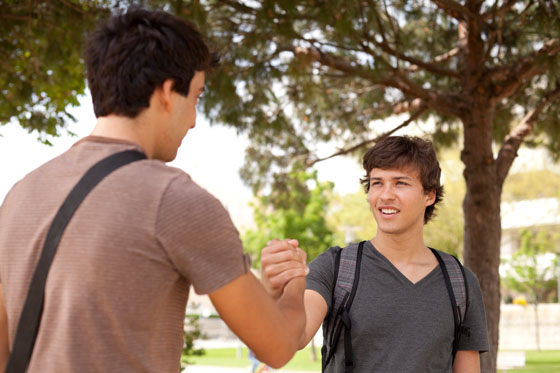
[259,239,328,350]
[298,289,328,349]
[0,284,9,371]
[452,350,480,373]
[210,272,305,368]
[209,240,308,368]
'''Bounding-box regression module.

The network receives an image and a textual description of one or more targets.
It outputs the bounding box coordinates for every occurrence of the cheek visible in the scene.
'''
[367,191,376,209]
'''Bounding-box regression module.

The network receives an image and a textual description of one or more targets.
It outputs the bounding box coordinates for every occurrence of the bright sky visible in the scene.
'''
[0,94,363,230]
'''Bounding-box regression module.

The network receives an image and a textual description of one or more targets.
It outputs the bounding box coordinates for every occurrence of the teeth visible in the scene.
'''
[381,209,398,214]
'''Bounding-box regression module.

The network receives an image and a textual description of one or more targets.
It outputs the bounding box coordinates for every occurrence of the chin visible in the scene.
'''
[153,151,177,162]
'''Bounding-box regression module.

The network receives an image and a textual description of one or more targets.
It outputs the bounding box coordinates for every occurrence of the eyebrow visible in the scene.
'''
[370,176,412,181]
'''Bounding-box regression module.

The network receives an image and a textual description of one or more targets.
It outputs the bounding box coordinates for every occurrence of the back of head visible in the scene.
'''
[360,135,444,223]
[85,7,218,118]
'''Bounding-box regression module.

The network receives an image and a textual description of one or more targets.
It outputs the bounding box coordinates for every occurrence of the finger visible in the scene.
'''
[266,238,282,246]
[261,249,302,267]
[263,260,307,278]
[287,239,299,248]
[294,247,307,264]
[264,239,299,254]
[267,267,309,289]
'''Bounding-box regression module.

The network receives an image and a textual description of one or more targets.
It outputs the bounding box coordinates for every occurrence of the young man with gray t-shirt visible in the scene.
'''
[262,136,488,372]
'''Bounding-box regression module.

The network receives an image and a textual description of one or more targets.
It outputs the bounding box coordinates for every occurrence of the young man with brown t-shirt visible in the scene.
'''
[0,8,308,372]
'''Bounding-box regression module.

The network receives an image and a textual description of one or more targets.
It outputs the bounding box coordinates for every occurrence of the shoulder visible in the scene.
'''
[462,265,480,284]
[309,245,342,270]
[158,168,225,213]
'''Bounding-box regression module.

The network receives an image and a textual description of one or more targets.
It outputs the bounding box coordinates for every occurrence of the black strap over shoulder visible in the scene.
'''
[5,150,146,373]
[430,248,469,362]
[322,241,365,372]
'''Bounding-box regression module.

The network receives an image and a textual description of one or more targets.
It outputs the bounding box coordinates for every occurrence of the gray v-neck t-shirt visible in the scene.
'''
[307,240,488,372]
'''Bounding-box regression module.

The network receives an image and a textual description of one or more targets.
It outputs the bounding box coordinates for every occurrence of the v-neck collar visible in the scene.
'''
[367,241,440,287]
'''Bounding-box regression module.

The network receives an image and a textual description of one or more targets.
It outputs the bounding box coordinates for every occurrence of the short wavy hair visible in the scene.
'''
[360,136,444,223]
[85,7,219,118]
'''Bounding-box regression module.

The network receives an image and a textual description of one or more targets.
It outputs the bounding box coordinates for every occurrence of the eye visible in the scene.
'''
[396,181,409,186]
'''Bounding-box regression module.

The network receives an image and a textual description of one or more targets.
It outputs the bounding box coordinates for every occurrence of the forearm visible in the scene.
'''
[274,277,306,347]
[452,350,480,373]
[210,272,306,368]
[297,290,328,350]
[252,276,306,367]
[0,285,9,371]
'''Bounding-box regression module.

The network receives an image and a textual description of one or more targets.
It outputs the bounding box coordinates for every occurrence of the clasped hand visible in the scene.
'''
[261,239,309,300]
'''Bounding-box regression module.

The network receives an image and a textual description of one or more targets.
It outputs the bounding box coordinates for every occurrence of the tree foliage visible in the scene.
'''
[0,0,109,142]
[502,169,560,201]
[503,229,558,302]
[180,314,205,369]
[242,170,334,265]
[502,229,558,349]
[327,190,377,246]
[424,149,465,258]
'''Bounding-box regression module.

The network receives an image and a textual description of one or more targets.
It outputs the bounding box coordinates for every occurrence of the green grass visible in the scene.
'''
[508,350,560,372]
[189,348,559,372]
[188,347,321,371]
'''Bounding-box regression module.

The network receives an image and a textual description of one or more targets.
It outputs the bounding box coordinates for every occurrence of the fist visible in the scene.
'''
[261,238,308,300]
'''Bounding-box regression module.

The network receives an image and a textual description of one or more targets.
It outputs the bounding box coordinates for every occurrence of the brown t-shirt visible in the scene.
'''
[0,137,250,372]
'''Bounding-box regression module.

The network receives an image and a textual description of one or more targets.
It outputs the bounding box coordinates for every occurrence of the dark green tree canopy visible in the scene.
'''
[191,0,560,190]
[1,0,109,142]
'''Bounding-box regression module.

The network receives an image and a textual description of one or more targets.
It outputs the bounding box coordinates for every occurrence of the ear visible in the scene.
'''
[424,189,436,207]
[156,79,175,113]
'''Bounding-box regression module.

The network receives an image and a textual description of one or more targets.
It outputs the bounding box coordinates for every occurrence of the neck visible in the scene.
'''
[90,114,154,158]
[371,229,429,264]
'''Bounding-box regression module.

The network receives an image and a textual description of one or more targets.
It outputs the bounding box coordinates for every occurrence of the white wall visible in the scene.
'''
[499,303,560,350]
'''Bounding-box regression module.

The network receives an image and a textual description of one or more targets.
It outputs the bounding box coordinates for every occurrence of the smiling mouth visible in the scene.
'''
[380,208,399,215]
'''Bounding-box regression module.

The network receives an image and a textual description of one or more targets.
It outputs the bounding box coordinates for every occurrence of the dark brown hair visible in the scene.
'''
[360,136,444,223]
[85,7,219,118]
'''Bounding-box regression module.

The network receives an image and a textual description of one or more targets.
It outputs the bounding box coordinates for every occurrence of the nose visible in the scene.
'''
[379,184,396,200]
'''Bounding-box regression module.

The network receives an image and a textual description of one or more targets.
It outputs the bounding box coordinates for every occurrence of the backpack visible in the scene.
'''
[320,241,469,373]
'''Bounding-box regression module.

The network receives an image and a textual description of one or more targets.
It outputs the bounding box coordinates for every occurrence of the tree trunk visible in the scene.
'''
[461,105,501,373]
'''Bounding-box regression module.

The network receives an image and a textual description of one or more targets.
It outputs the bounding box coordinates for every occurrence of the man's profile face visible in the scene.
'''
[367,166,435,236]
[156,71,205,162]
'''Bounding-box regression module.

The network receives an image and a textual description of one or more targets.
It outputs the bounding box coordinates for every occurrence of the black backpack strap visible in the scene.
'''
[322,241,365,372]
[321,246,343,371]
[5,150,146,373]
[430,248,468,362]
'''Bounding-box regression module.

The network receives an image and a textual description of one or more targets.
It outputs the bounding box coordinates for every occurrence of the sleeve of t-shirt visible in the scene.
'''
[306,247,338,312]
[458,267,490,352]
[155,173,251,295]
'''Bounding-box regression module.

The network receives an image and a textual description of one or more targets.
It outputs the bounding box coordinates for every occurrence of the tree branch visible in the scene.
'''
[305,106,428,167]
[216,0,258,14]
[281,44,382,81]
[279,44,461,117]
[481,0,518,21]
[495,86,560,187]
[384,73,461,116]
[489,39,560,103]
[57,0,88,15]
[407,47,460,72]
[362,40,460,78]
[430,0,479,20]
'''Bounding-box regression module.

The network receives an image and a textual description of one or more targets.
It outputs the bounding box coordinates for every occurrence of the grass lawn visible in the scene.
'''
[188,348,559,372]
[187,347,321,371]
[508,350,560,372]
